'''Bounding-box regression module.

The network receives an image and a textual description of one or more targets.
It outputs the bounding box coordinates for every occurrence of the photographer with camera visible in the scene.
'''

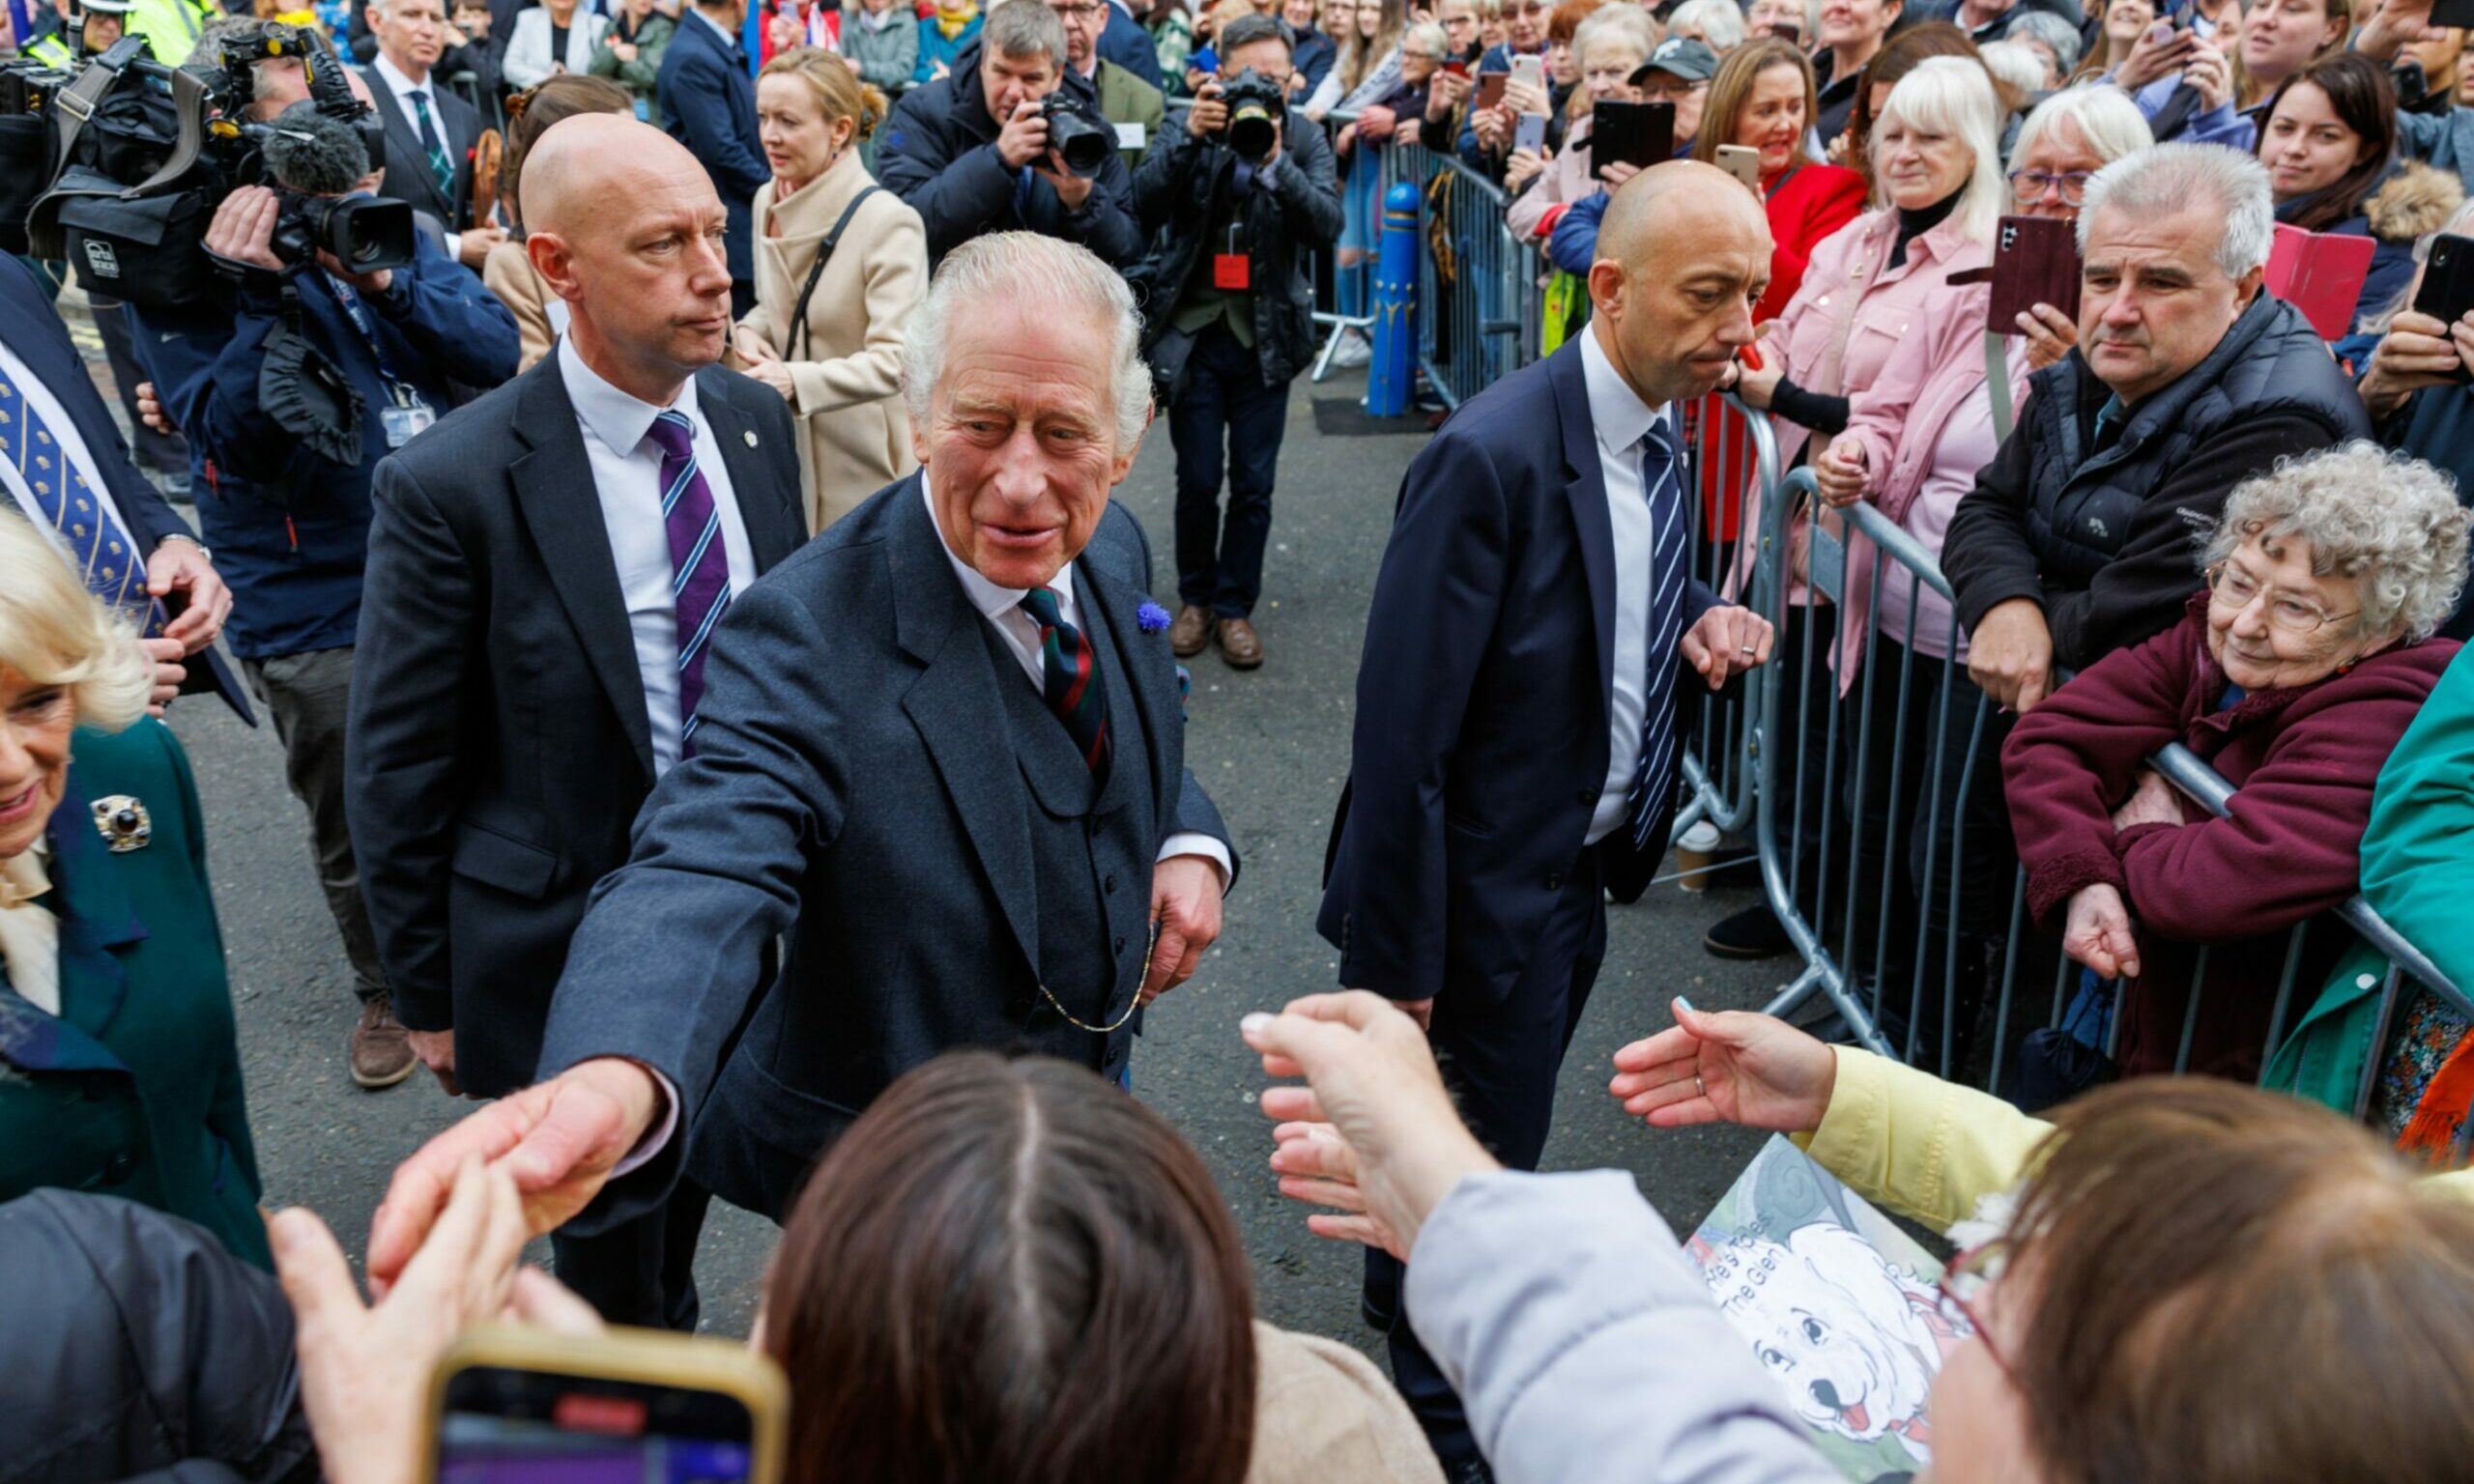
[877,0,1142,267]
[141,99,517,1089]
[1131,13,1338,671]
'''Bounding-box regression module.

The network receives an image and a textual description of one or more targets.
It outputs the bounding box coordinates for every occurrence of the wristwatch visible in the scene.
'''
[156,532,214,565]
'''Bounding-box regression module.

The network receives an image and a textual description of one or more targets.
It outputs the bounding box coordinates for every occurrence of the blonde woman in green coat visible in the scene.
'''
[0,515,268,1270]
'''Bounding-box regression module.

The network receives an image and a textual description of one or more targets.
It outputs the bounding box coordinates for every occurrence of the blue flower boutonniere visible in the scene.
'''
[1137,600,1171,635]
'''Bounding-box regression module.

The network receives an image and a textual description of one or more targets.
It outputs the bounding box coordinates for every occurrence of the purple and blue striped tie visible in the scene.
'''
[645,409,732,754]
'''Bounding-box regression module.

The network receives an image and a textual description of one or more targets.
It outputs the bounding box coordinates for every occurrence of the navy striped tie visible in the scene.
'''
[645,410,732,754]
[1625,415,1688,849]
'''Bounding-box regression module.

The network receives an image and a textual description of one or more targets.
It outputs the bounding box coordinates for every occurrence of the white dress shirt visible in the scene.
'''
[919,479,1232,886]
[0,339,142,574]
[367,53,470,260]
[559,336,759,776]
[1579,328,1673,845]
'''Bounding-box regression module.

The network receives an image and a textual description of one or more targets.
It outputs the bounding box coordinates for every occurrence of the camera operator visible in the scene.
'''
[136,100,517,1090]
[878,0,1143,267]
[1131,14,1339,671]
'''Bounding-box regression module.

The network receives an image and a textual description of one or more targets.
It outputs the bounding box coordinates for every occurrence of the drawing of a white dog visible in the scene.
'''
[1711,1223,1949,1446]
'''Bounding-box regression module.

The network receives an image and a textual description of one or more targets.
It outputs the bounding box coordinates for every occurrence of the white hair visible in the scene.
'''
[1572,3,1654,66]
[902,232,1151,452]
[2201,442,2472,642]
[0,511,152,736]
[2078,142,2275,278]
[2004,10,2082,82]
[1665,0,1744,52]
[2007,81,2152,175]
[1873,57,2006,248]
[1976,41,2047,98]
[1401,18,1448,56]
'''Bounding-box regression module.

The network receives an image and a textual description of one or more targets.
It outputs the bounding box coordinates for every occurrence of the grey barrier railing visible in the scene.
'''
[1743,464,2474,1151]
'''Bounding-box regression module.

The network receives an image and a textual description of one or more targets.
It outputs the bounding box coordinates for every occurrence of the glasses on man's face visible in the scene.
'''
[2205,562,2355,634]
[2007,168,2094,207]
[1050,1,1105,15]
[1933,1240,2018,1387]
[1636,78,1709,102]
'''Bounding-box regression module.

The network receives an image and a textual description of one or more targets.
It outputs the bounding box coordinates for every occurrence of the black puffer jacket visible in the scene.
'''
[0,1190,315,1484]
[1127,101,1344,390]
[1943,292,2372,671]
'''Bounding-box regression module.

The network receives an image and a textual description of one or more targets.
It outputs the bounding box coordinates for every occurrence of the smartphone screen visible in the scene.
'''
[437,1366,760,1483]
[1193,44,1218,71]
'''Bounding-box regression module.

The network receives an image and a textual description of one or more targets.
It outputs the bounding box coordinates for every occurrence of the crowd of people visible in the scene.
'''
[9,0,2474,1476]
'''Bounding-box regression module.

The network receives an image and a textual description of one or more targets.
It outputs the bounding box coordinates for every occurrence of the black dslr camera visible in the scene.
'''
[1038,93,1113,178]
[1219,68,1284,161]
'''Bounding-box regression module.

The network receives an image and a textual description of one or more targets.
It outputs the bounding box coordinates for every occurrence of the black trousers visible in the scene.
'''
[551,1178,712,1331]
[1170,326,1290,619]
[1365,844,1608,1468]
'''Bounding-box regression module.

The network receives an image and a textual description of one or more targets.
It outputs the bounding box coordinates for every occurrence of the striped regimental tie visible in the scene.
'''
[1625,414,1689,850]
[1021,585,1113,783]
[645,409,733,754]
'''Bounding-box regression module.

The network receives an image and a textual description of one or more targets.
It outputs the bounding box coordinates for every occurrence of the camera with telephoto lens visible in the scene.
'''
[15,23,406,311]
[1219,68,1284,161]
[1037,93,1113,178]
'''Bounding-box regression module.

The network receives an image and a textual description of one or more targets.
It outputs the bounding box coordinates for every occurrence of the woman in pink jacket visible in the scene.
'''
[1703,54,2008,962]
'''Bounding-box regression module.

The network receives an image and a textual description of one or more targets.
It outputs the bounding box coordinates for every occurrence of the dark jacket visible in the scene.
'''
[1097,0,1165,91]
[877,39,1145,267]
[348,356,808,1098]
[0,1190,313,1484]
[2284,161,2466,338]
[1129,100,1343,388]
[1290,25,1336,98]
[2004,598,2459,1077]
[658,9,770,286]
[140,236,519,660]
[2378,381,2474,642]
[0,723,268,1272]
[1318,342,1719,1007]
[588,11,677,126]
[360,64,484,231]
[534,481,1234,1226]
[0,258,248,720]
[1942,292,2370,674]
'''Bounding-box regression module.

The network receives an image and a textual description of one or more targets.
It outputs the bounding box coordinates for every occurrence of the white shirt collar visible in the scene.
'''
[559,336,700,459]
[918,475,1079,623]
[371,50,431,100]
[1579,325,1668,454]
[691,8,736,44]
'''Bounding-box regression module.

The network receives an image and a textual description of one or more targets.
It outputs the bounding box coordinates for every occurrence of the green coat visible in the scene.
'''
[0,721,268,1270]
[2266,644,2474,1119]
[589,13,677,127]
[1095,57,1164,171]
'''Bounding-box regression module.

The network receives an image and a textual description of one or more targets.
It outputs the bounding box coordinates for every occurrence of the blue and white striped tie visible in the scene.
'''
[1625,415,1688,849]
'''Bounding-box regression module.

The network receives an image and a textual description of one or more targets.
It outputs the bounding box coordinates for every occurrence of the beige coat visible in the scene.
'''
[734,150,928,533]
[481,238,564,373]
[1246,1322,1444,1484]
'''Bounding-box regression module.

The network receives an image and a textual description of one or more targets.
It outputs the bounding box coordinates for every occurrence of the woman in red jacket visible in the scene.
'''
[2003,443,2468,1080]
[1692,37,1866,323]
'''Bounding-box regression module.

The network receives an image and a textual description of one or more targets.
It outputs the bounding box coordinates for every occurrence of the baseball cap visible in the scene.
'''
[1630,37,1718,85]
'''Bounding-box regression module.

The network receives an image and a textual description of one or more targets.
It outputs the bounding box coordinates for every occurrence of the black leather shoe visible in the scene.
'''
[1703,901,1793,959]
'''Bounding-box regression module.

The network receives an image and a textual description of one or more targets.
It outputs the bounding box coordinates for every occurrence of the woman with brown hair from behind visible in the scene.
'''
[479,74,637,371]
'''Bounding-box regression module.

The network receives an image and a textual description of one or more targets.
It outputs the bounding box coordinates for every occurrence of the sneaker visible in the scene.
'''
[1167,603,1212,658]
[351,994,417,1089]
[1329,329,1372,368]
[1702,901,1793,960]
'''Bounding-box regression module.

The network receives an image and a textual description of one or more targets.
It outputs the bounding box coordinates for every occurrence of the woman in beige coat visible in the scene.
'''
[733,46,927,533]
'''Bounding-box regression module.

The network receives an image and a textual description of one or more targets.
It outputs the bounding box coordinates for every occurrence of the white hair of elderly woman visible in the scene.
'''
[1873,56,2009,248]
[1664,0,1744,52]
[1975,41,2048,99]
[901,232,1153,453]
[0,511,153,732]
[2004,9,2083,81]
[2078,141,2275,279]
[2006,80,2152,175]
[2201,442,2473,643]
[1571,3,1654,65]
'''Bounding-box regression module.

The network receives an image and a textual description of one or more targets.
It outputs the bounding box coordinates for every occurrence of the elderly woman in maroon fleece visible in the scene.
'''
[2002,443,2469,1079]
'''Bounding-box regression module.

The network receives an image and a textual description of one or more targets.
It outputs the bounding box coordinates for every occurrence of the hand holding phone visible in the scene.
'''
[1474,71,1508,111]
[2409,232,2474,382]
[1509,52,1544,91]
[1590,99,1675,170]
[1715,143,1762,187]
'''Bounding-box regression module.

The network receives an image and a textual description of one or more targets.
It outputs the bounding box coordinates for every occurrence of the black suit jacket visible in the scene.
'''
[0,258,249,723]
[346,355,807,1098]
[360,65,483,232]
[656,14,767,285]
[535,478,1235,1224]
[1319,340,1716,1008]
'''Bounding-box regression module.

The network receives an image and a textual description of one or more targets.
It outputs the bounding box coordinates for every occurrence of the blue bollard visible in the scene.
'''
[1366,181,1422,417]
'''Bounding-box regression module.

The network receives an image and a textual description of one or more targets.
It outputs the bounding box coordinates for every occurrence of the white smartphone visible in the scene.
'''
[1716,143,1762,187]
[1514,110,1548,154]
[1509,52,1545,93]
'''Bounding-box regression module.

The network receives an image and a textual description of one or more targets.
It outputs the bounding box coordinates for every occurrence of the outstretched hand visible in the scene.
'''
[1609,997,1838,1133]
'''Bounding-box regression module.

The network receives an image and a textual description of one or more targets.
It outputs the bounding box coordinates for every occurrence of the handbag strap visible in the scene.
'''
[784,184,880,363]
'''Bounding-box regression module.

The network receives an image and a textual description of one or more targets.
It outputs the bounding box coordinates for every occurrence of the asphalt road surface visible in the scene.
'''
[163,367,1797,1348]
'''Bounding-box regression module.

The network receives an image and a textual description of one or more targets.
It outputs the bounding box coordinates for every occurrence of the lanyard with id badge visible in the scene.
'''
[1213,216,1250,293]
[326,274,437,448]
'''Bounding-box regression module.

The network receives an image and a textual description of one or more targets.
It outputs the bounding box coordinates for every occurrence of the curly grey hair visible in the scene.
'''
[2200,442,2473,643]
[902,232,1152,453]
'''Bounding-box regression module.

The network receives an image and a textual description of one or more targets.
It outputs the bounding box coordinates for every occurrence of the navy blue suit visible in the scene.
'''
[536,479,1235,1228]
[1097,0,1165,91]
[1318,339,1717,1465]
[658,10,768,306]
[0,258,250,723]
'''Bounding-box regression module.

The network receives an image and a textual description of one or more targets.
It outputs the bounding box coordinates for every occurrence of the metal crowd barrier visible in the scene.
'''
[1738,464,2474,1152]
